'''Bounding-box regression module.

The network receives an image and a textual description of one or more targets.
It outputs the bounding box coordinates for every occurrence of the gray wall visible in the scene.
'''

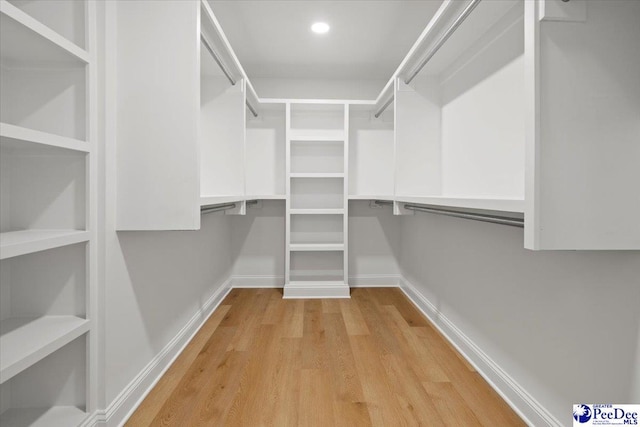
[400,212,640,423]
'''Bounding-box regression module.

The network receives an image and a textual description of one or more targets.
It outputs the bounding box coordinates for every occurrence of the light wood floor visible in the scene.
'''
[127,288,524,426]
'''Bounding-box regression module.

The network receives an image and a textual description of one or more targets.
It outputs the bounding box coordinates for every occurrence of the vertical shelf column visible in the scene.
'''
[284,102,350,299]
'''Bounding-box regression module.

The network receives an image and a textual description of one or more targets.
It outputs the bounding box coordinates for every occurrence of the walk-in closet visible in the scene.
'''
[1,0,639,425]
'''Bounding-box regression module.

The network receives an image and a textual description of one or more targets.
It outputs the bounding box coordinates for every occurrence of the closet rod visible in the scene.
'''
[404,0,482,85]
[201,203,236,214]
[374,95,394,118]
[201,34,236,85]
[201,34,259,118]
[246,101,258,118]
[404,204,524,228]
[374,200,393,206]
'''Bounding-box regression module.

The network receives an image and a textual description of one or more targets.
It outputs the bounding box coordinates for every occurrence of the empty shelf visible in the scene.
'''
[290,209,345,215]
[0,230,90,260]
[0,316,90,383]
[0,123,90,153]
[290,173,344,178]
[289,129,345,141]
[0,406,87,427]
[0,1,89,65]
[290,243,345,252]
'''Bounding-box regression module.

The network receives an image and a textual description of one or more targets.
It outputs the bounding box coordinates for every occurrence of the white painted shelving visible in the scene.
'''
[289,243,345,252]
[0,230,90,260]
[0,123,90,153]
[0,406,88,427]
[0,0,96,424]
[0,316,90,383]
[285,103,350,298]
[0,0,89,64]
[290,208,345,215]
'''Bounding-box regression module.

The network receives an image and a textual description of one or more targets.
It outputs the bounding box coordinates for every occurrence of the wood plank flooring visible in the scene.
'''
[126,288,525,426]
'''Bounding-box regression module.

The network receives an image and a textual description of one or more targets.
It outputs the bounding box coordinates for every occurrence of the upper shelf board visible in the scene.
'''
[0,0,89,66]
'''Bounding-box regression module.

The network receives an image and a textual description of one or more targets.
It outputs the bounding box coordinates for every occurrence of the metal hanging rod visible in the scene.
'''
[404,0,482,85]
[246,200,258,206]
[201,34,259,118]
[374,200,393,206]
[201,34,236,85]
[201,203,236,214]
[246,100,258,118]
[404,204,524,228]
[374,95,394,118]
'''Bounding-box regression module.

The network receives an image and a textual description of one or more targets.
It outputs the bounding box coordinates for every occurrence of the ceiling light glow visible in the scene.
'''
[311,22,330,34]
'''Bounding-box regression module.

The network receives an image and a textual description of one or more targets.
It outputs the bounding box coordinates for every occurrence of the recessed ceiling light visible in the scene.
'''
[311,22,330,34]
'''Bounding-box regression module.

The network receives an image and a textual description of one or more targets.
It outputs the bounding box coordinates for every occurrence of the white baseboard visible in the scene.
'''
[230,274,401,289]
[348,274,401,287]
[283,281,351,298]
[95,277,232,427]
[399,278,562,427]
[230,275,284,288]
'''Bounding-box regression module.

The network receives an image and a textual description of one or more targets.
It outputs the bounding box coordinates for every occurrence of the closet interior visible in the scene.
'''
[1,0,638,425]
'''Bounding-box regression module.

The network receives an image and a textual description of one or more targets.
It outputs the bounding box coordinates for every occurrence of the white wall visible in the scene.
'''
[252,77,385,100]
[103,215,232,405]
[230,200,400,286]
[399,213,640,423]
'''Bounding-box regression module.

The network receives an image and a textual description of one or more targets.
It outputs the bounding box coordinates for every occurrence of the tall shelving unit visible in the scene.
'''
[0,0,96,425]
[284,102,350,298]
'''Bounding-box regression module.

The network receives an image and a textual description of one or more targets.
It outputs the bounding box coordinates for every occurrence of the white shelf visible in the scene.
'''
[290,209,345,215]
[395,196,525,214]
[289,129,345,141]
[200,195,244,207]
[348,195,394,201]
[0,123,90,153]
[290,173,344,179]
[0,0,89,65]
[0,316,90,383]
[290,243,344,252]
[0,230,90,260]
[245,195,286,200]
[0,406,87,427]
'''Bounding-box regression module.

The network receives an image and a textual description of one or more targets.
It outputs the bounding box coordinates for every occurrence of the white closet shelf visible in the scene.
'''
[245,195,286,200]
[0,230,90,260]
[290,173,344,179]
[288,129,345,141]
[200,195,244,207]
[290,209,345,215]
[290,243,345,252]
[395,196,525,214]
[0,0,89,65]
[0,406,87,427]
[0,316,90,383]
[348,195,394,201]
[0,123,90,153]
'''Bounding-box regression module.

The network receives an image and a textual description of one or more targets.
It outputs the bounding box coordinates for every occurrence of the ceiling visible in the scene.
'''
[208,1,444,81]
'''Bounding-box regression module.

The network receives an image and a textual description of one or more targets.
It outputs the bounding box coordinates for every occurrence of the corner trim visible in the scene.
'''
[399,278,562,427]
